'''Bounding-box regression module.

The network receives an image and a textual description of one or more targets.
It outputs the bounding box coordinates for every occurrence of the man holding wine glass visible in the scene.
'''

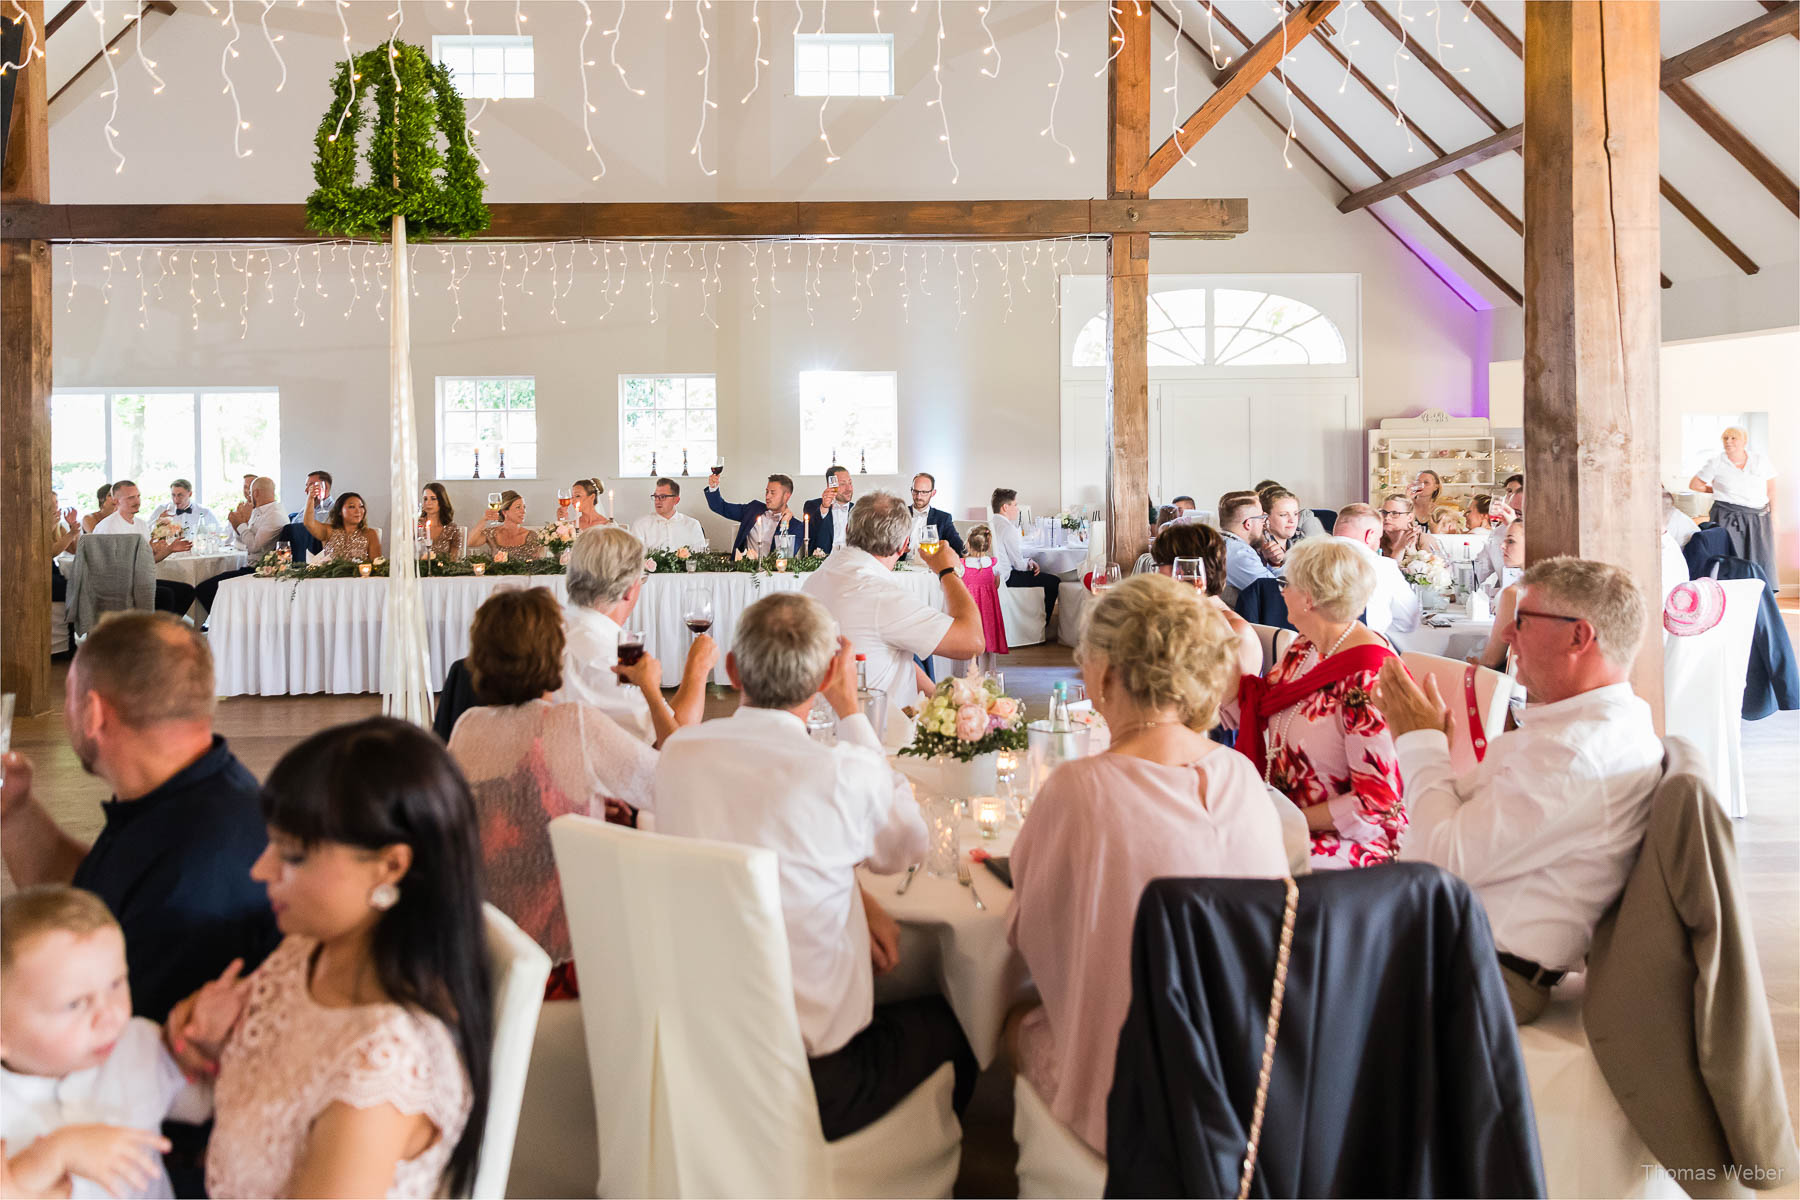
[628,478,709,552]
[704,467,804,557]
[802,466,856,556]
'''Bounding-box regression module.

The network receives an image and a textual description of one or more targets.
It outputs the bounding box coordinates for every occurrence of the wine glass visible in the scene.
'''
[712,452,726,476]
[275,538,291,566]
[683,588,714,640]
[556,485,572,519]
[615,630,646,687]
[1173,556,1206,592]
[920,524,942,555]
[1093,562,1122,594]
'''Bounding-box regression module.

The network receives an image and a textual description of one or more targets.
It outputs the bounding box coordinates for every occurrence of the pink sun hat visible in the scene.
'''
[1663,578,1726,637]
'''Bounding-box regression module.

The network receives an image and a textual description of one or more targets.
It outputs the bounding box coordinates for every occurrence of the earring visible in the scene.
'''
[369,882,400,911]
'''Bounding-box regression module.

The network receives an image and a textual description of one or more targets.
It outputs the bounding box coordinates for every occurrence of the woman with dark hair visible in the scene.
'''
[301,490,383,563]
[419,482,463,559]
[468,490,545,559]
[570,478,610,531]
[193,717,492,1198]
[449,587,663,996]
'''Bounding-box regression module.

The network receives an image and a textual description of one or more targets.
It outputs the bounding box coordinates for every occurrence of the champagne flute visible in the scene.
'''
[683,587,714,638]
[1173,556,1206,592]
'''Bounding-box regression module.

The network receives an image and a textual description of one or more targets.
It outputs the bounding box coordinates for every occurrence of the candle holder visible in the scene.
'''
[975,797,1004,840]
[471,561,487,576]
[775,557,788,572]
[358,562,372,577]
[685,560,697,572]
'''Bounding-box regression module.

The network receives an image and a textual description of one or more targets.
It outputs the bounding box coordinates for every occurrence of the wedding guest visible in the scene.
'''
[468,490,546,559]
[1380,491,1442,559]
[193,718,492,1198]
[1408,468,1446,527]
[302,490,383,564]
[0,613,278,1024]
[569,478,611,532]
[804,492,985,745]
[556,526,711,746]
[303,470,334,522]
[907,472,966,558]
[149,479,222,538]
[419,482,464,559]
[1227,539,1407,869]
[1255,480,1326,541]
[654,593,973,1139]
[50,492,80,606]
[1689,425,1778,583]
[285,469,333,557]
[1431,505,1467,535]
[1151,522,1227,598]
[1482,519,1525,600]
[961,525,1008,660]
[1171,495,1197,514]
[1009,574,1286,1153]
[1257,487,1310,568]
[1333,503,1422,646]
[228,476,285,556]
[990,488,1061,625]
[627,478,708,552]
[1466,493,1495,532]
[450,589,688,994]
[803,466,857,555]
[705,471,804,557]
[1378,558,1660,1024]
[82,484,116,534]
[1217,491,1278,602]
[93,481,196,616]
[1502,474,1525,508]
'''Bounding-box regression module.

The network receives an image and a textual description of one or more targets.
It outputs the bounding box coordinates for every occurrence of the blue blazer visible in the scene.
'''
[705,488,804,555]
[922,507,967,557]
[802,496,845,556]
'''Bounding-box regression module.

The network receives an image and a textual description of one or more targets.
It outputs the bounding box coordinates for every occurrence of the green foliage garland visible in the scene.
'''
[307,40,488,241]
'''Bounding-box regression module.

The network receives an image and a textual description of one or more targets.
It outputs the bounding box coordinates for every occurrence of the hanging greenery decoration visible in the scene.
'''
[306,40,488,241]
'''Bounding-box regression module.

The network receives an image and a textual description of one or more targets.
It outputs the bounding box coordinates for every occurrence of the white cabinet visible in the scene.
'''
[1367,410,1498,503]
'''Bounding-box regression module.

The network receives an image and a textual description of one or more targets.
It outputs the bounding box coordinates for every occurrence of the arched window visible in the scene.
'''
[1070,288,1208,367]
[1068,286,1348,369]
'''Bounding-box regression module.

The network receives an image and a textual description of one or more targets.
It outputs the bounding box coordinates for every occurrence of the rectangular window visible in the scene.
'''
[432,35,534,100]
[51,388,281,514]
[798,371,897,475]
[619,374,717,478]
[437,376,537,480]
[794,33,893,97]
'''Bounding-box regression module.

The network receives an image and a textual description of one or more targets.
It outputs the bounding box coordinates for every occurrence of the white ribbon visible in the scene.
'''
[382,216,433,724]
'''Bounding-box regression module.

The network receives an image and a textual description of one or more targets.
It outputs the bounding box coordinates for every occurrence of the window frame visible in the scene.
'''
[793,32,895,98]
[435,374,539,481]
[797,369,900,476]
[616,372,719,479]
[431,34,535,101]
[50,385,281,512]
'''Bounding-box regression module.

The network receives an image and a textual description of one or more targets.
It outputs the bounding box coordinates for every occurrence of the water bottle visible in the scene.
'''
[1047,680,1069,731]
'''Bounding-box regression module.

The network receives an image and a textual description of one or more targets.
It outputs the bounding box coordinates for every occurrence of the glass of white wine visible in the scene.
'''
[920,524,942,555]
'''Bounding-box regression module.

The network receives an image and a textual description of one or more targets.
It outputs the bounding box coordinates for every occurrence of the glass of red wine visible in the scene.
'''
[615,630,646,686]
[684,587,714,638]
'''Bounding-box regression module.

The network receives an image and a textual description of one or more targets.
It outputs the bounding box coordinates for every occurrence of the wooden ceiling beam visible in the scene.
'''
[1143,0,1338,189]
[1663,79,1800,217]
[1363,1,1508,133]
[1659,178,1759,275]
[1662,2,1797,85]
[0,199,1252,243]
[48,0,174,107]
[1464,2,1522,58]
[1338,124,1522,213]
[43,1,82,37]
[1756,0,1800,40]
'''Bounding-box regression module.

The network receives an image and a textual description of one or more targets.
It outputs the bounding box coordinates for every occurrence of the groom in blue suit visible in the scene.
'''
[705,471,804,556]
[802,465,856,555]
[908,472,966,557]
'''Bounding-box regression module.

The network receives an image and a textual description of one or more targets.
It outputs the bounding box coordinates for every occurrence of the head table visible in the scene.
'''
[207,567,946,698]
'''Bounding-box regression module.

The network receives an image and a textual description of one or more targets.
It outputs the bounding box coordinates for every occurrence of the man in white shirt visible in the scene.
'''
[626,477,708,553]
[804,493,985,745]
[194,476,287,619]
[989,488,1061,627]
[93,480,197,616]
[149,478,222,539]
[555,525,711,745]
[654,591,973,1139]
[1334,503,1422,645]
[802,465,857,555]
[1377,557,1661,1024]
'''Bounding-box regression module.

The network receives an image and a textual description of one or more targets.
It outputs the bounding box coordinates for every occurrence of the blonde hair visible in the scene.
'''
[1076,574,1239,731]
[1283,538,1377,623]
[1520,556,1646,670]
[1721,426,1748,442]
[1,887,119,975]
[1431,504,1466,533]
[966,523,993,555]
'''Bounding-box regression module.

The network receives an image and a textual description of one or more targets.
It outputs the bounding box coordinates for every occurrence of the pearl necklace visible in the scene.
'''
[1264,623,1356,785]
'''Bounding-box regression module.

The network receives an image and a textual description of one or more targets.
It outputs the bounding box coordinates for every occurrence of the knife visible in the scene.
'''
[896,864,920,895]
[956,859,986,911]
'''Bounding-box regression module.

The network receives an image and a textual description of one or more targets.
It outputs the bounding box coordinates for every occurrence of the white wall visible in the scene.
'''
[48,2,1491,538]
[1489,328,1799,593]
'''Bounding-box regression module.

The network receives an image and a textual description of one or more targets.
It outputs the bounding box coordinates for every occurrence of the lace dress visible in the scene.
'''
[207,937,471,1200]
[449,700,657,962]
[319,526,372,563]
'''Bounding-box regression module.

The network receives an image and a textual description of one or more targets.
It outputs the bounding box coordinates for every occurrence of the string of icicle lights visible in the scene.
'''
[60,237,1103,337]
[6,0,1468,184]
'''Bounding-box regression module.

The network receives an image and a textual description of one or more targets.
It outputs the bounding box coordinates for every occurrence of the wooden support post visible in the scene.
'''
[1105,1,1152,570]
[2,0,52,716]
[1523,0,1663,723]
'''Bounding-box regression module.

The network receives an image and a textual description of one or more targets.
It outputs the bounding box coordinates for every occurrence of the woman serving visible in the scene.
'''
[1690,426,1777,583]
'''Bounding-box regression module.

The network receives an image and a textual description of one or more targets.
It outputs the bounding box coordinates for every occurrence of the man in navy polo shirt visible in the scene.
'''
[0,612,277,1023]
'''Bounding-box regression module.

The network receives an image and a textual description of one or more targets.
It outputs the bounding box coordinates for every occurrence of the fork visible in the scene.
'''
[896,863,920,895]
[956,858,986,911]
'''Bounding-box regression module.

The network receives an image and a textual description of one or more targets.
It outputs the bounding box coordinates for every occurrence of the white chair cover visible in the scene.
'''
[467,904,551,1199]
[549,815,962,1198]
[1248,623,1283,675]
[1662,577,1763,819]
[1012,1075,1107,1199]
[997,583,1047,646]
[1272,628,1297,664]
[1399,652,1513,775]
[49,599,69,655]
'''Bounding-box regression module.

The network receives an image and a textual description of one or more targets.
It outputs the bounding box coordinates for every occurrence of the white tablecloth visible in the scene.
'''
[210,569,944,697]
[1021,543,1090,578]
[1404,613,1495,661]
[157,550,247,587]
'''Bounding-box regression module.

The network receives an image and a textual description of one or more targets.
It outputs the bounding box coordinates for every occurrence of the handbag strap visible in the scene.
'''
[1464,664,1489,762]
[1237,876,1300,1200]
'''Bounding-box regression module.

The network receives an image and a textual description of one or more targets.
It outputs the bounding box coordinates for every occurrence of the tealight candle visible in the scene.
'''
[775,557,788,572]
[975,797,1003,839]
[357,562,372,577]
[471,561,487,576]
[686,560,697,572]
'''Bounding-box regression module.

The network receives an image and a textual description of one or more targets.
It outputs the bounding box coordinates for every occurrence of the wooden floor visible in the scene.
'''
[4,633,1796,1197]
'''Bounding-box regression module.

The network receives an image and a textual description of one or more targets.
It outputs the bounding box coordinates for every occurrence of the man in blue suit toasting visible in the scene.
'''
[907,473,966,558]
[803,466,856,556]
[706,468,805,557]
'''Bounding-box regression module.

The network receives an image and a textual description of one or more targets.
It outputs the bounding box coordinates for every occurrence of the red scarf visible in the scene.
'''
[1236,642,1400,777]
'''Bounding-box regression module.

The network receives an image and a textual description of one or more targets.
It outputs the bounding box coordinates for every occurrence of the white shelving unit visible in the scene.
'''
[1367,409,1497,502]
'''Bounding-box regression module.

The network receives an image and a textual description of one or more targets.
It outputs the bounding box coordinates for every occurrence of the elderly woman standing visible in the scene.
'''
[1228,539,1407,869]
[1008,574,1287,1155]
[1690,426,1778,583]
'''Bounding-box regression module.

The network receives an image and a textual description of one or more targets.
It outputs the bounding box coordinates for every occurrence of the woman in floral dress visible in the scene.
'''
[302,490,381,563]
[419,482,464,559]
[1228,538,1407,868]
[468,490,546,559]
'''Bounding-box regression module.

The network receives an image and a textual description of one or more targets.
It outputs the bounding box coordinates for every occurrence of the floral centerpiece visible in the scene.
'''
[1399,547,1453,611]
[1058,511,1083,531]
[150,514,185,544]
[901,674,1027,763]
[539,520,578,558]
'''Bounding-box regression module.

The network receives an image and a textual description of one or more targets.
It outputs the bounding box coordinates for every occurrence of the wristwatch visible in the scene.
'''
[937,566,956,580]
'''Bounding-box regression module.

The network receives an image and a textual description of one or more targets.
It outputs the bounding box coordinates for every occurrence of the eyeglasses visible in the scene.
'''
[1513,609,1583,631]
[651,493,676,501]
[1381,508,1412,518]
[1242,513,1269,524]
[909,489,933,497]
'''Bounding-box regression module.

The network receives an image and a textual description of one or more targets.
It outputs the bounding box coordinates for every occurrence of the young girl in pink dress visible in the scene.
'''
[960,524,1009,658]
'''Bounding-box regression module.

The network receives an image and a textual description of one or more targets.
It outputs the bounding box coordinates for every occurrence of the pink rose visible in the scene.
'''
[954,704,986,742]
[990,697,1018,721]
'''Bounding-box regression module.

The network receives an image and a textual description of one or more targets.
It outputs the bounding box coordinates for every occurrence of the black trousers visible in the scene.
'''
[807,994,977,1141]
[1006,568,1061,623]
[194,566,255,616]
[155,580,196,617]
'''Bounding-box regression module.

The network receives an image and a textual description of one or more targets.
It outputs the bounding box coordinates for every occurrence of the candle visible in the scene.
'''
[775,557,788,572]
[357,562,372,577]
[471,561,487,576]
[685,560,697,572]
[976,797,1003,839]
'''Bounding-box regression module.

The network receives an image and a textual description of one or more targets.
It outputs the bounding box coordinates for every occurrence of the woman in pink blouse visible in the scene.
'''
[1230,538,1407,869]
[174,717,492,1199]
[1007,574,1286,1155]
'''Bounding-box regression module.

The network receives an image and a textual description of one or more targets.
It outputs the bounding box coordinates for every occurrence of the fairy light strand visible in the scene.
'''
[603,0,646,95]
[133,0,165,93]
[1041,5,1074,165]
[220,1,253,158]
[739,0,768,104]
[576,2,608,179]
[1162,3,1196,173]
[690,0,718,176]
[977,2,999,77]
[926,0,958,182]
[259,0,287,92]
[0,0,43,73]
[329,1,356,142]
[1277,3,1296,167]
[1096,2,1123,78]
[88,0,126,174]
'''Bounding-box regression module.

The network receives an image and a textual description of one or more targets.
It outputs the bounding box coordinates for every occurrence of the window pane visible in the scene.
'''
[796,41,828,71]
[502,73,534,99]
[686,377,716,408]
[796,69,827,96]
[471,74,502,99]
[478,411,506,442]
[477,379,508,409]
[507,379,535,409]
[507,444,537,476]
[829,70,858,95]
[798,371,897,475]
[829,42,858,70]
[686,410,717,439]
[443,412,478,444]
[110,393,196,512]
[859,42,888,70]
[443,443,475,477]
[473,45,503,73]
[52,394,109,510]
[507,411,537,443]
[617,374,717,475]
[200,391,280,512]
[859,72,890,96]
[441,46,472,72]
[621,443,655,476]
[652,377,680,406]
[503,44,533,72]
[623,377,656,408]
[445,378,476,410]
